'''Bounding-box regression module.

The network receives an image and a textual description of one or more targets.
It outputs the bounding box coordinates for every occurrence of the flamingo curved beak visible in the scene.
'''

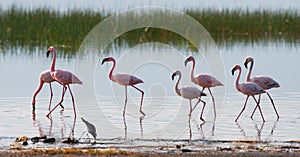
[101,58,109,65]
[184,59,189,67]
[244,60,248,69]
[171,73,176,80]
[46,51,50,58]
[231,68,236,75]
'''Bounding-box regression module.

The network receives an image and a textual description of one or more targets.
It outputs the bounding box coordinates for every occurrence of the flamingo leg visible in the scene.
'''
[188,99,192,116]
[67,85,77,118]
[191,87,205,113]
[190,98,206,122]
[252,96,265,122]
[132,85,146,116]
[199,99,206,122]
[123,86,128,117]
[235,96,249,122]
[250,94,260,119]
[46,85,67,117]
[266,92,280,119]
[191,98,201,113]
[207,88,217,120]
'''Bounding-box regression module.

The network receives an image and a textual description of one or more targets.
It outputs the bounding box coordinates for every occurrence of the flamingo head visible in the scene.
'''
[244,56,254,69]
[46,46,56,57]
[231,64,241,75]
[171,70,181,80]
[184,56,195,66]
[101,57,115,65]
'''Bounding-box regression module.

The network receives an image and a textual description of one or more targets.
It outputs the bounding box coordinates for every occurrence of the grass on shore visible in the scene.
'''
[0,7,299,51]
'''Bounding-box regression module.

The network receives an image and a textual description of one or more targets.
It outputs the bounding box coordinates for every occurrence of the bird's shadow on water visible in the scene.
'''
[235,119,279,141]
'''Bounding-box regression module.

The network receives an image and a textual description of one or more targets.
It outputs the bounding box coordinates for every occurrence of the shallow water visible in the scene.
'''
[0,42,299,150]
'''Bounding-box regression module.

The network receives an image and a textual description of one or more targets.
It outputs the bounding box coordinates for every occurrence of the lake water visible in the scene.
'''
[0,42,299,150]
[2,0,300,13]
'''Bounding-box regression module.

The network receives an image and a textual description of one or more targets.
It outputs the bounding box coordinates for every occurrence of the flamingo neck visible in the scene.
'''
[175,74,181,97]
[190,59,196,82]
[32,79,44,105]
[109,59,116,82]
[50,49,56,72]
[246,60,254,82]
[235,68,241,91]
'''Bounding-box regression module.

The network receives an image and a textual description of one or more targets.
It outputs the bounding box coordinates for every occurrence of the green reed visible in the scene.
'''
[0,7,299,52]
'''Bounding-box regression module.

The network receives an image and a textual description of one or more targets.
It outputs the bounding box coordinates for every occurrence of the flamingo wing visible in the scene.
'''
[251,76,280,90]
[113,73,143,86]
[52,70,82,85]
[194,74,223,87]
[180,86,206,99]
[40,70,55,83]
[239,82,265,95]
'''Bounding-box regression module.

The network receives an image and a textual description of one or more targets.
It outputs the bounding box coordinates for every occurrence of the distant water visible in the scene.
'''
[0,42,299,150]
[1,0,300,13]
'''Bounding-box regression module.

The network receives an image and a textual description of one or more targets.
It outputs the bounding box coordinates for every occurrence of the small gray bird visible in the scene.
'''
[80,117,97,142]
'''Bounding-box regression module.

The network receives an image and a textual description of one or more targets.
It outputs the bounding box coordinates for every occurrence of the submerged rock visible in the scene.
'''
[15,136,28,142]
[61,137,79,144]
[15,136,29,145]
[31,135,47,143]
[42,138,56,143]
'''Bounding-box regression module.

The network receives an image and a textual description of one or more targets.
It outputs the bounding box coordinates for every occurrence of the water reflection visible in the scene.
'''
[58,111,76,139]
[32,111,53,137]
[0,42,300,143]
[123,115,144,139]
[197,122,215,140]
[236,120,279,141]
[188,114,192,142]
[140,116,144,138]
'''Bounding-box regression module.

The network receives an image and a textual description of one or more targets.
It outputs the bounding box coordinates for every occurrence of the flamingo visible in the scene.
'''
[46,46,82,118]
[171,70,207,121]
[101,57,146,117]
[231,65,266,122]
[31,70,64,111]
[184,56,223,119]
[244,56,280,119]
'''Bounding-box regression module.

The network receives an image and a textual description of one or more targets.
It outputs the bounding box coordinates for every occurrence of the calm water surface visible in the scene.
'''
[0,42,299,149]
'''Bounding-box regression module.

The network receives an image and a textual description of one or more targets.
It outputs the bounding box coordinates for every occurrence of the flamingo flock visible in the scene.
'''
[32,46,280,125]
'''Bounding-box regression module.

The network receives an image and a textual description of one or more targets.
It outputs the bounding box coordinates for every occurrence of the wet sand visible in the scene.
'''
[3,138,300,157]
[1,147,300,157]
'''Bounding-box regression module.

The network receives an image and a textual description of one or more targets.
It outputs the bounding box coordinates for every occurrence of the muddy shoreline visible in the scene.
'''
[3,138,300,157]
[1,147,300,157]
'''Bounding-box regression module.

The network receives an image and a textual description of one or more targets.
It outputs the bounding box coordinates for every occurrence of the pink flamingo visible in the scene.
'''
[101,57,146,117]
[31,70,64,111]
[244,56,280,119]
[46,46,82,118]
[172,70,207,121]
[184,56,223,119]
[232,65,266,122]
